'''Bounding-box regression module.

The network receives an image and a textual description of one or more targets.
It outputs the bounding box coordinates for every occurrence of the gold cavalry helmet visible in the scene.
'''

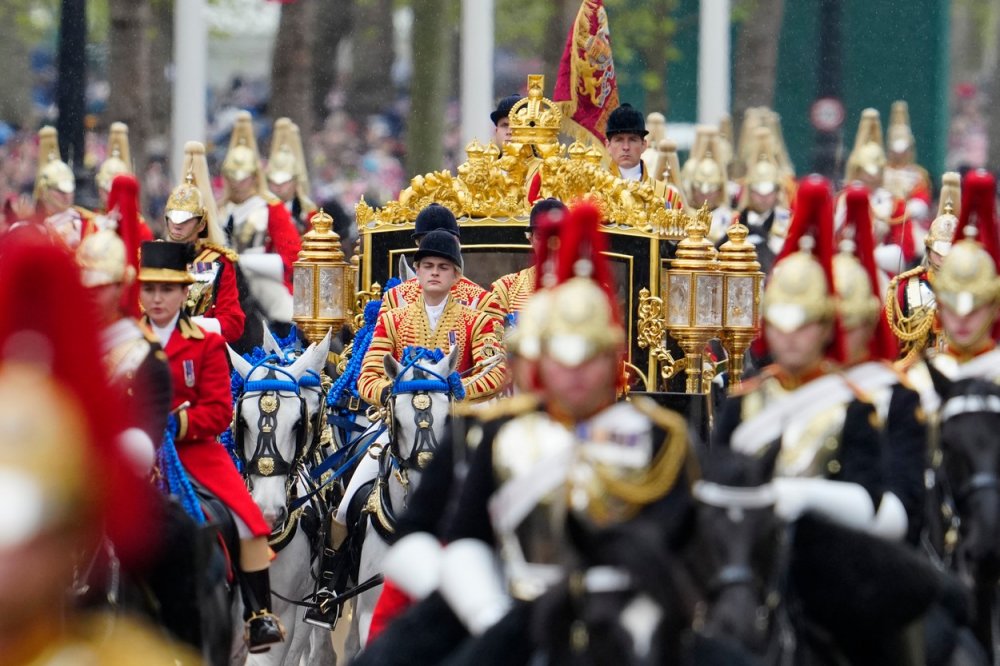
[934,239,1000,316]
[833,246,880,329]
[763,247,835,332]
[541,277,624,366]
[222,110,263,184]
[887,100,914,156]
[96,122,132,192]
[76,229,132,288]
[925,171,961,258]
[34,126,75,197]
[846,108,886,180]
[266,117,297,185]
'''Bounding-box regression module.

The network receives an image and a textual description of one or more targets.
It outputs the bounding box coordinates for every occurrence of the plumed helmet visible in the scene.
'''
[925,172,961,258]
[34,126,75,198]
[96,122,132,192]
[0,233,157,563]
[77,229,131,288]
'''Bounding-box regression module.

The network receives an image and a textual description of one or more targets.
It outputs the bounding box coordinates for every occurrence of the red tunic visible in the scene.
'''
[358,296,505,406]
[187,242,246,343]
[265,199,302,292]
[158,315,270,537]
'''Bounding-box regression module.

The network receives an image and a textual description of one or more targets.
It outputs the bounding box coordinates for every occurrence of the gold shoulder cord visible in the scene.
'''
[885,268,934,363]
[593,403,688,507]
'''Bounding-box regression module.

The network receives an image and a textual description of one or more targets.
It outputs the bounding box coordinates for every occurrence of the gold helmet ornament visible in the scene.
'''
[762,176,838,333]
[683,126,727,201]
[266,117,297,186]
[538,201,624,367]
[34,126,75,198]
[934,170,1000,317]
[845,108,886,181]
[741,126,784,207]
[763,110,795,178]
[886,101,915,157]
[96,122,133,192]
[76,229,133,288]
[935,239,1000,317]
[925,171,961,259]
[222,110,268,195]
[166,141,224,245]
[645,112,666,144]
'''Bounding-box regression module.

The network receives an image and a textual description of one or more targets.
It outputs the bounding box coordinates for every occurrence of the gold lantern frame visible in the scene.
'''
[292,209,355,342]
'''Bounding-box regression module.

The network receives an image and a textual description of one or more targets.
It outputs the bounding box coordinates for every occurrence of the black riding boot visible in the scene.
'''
[240,568,285,653]
[304,545,343,629]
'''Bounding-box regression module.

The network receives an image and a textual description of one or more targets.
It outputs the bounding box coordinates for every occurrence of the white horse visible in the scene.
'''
[228,329,335,666]
[344,346,460,653]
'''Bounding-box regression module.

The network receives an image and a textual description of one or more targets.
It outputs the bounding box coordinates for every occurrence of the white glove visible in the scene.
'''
[382,532,443,601]
[439,539,511,636]
[772,477,874,531]
[191,315,222,335]
[117,427,156,475]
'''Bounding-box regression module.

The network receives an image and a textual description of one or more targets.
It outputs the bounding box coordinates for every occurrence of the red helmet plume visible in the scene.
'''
[107,174,144,317]
[957,169,1000,269]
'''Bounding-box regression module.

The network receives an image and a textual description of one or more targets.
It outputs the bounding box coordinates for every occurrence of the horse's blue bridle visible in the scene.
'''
[392,346,466,400]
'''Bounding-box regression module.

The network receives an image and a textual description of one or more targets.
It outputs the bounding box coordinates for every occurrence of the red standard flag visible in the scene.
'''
[553,0,620,150]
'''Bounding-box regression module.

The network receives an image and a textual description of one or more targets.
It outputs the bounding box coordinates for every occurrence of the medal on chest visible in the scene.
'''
[183,359,196,387]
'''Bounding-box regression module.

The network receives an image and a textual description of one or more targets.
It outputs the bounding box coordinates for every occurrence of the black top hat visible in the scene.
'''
[490,94,523,126]
[412,203,460,239]
[138,240,195,284]
[605,103,648,138]
[413,229,463,270]
[529,198,568,231]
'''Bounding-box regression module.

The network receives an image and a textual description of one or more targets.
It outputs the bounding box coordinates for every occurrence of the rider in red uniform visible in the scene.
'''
[137,240,284,653]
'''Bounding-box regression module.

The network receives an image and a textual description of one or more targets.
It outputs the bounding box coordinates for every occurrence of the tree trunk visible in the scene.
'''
[270,0,317,136]
[346,0,395,119]
[731,0,786,139]
[108,0,152,178]
[0,4,33,126]
[407,0,451,175]
[311,0,354,131]
[57,0,87,168]
[148,0,173,150]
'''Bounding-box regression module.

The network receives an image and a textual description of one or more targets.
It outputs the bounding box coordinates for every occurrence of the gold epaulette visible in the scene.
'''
[264,193,282,207]
[137,319,162,347]
[198,241,239,263]
[73,205,95,219]
[453,392,539,420]
[178,314,205,340]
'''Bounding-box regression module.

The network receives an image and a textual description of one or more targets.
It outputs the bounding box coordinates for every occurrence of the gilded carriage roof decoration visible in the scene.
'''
[355,74,691,239]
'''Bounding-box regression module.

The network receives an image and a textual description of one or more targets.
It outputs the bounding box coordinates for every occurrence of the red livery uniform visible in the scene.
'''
[219,195,302,292]
[156,314,270,537]
[358,296,505,406]
[380,275,500,320]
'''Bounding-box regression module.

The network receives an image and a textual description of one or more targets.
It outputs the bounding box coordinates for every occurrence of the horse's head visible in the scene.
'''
[382,345,460,469]
[689,442,784,654]
[932,363,1000,585]
[228,333,329,528]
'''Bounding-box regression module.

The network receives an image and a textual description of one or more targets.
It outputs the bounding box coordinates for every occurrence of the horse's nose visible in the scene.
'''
[265,506,287,528]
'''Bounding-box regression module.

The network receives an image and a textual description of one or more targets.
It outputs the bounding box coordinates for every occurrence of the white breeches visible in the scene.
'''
[334,431,389,524]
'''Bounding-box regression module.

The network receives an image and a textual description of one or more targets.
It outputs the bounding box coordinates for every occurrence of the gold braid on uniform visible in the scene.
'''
[885,266,934,363]
[591,401,688,508]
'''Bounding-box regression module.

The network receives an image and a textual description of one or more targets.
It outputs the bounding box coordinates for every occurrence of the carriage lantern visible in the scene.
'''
[718,223,764,390]
[292,209,354,342]
[664,204,723,393]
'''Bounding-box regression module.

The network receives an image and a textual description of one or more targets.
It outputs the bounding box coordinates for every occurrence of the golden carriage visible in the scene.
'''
[293,76,763,438]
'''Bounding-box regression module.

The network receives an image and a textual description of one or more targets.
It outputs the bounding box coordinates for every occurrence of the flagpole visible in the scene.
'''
[172,0,207,181]
[697,0,731,124]
[460,0,494,148]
